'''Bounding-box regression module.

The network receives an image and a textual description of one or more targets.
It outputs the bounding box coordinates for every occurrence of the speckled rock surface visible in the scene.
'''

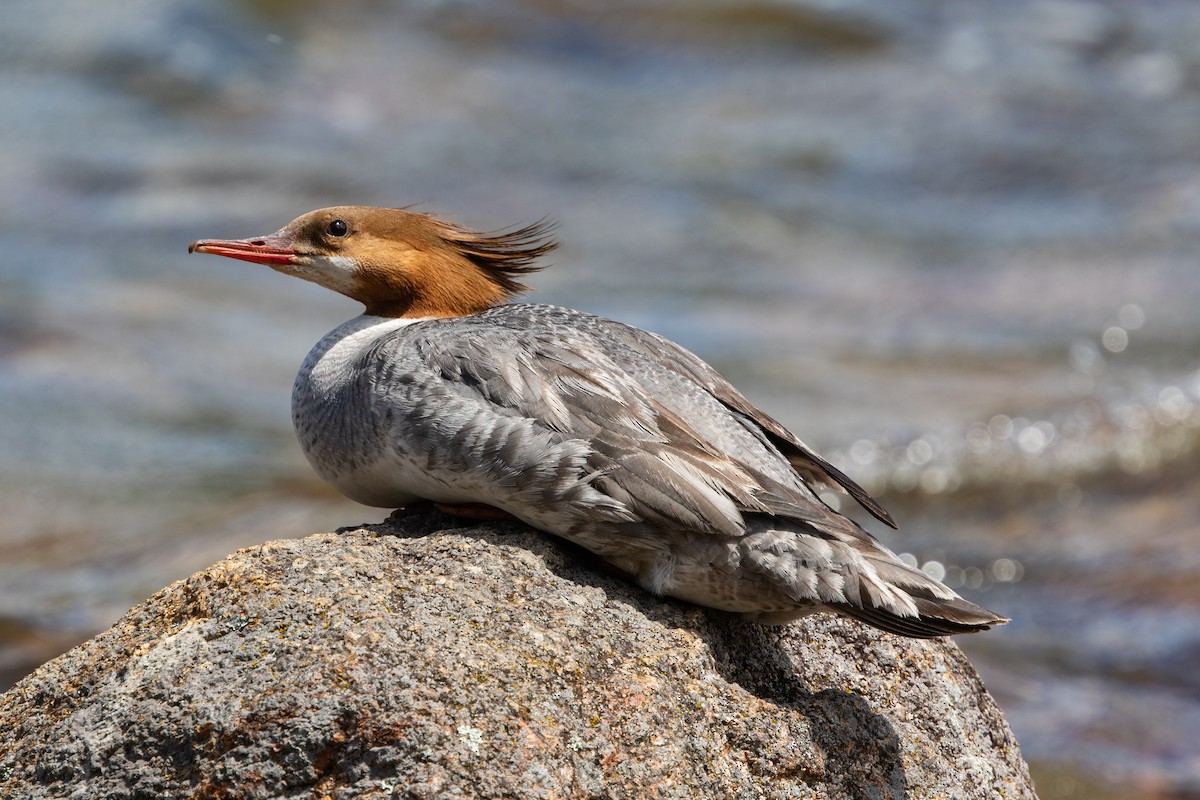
[0,508,1034,799]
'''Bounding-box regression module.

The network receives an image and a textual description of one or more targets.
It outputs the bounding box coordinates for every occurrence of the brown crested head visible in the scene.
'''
[189,206,557,318]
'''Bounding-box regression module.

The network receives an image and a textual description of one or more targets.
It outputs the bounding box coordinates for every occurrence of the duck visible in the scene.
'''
[190,206,1006,637]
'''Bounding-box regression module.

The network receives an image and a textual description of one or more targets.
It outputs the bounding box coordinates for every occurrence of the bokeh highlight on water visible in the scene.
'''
[2,1,1199,797]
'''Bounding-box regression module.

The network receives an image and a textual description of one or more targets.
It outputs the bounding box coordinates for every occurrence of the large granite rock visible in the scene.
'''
[0,508,1034,799]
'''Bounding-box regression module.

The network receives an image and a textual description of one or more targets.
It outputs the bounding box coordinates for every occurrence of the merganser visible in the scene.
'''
[190,206,1006,637]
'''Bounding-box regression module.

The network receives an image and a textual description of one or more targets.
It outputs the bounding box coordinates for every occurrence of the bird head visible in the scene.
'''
[189,206,556,317]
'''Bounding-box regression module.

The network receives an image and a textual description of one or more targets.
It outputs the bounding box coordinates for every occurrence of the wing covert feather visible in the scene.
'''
[385,306,894,538]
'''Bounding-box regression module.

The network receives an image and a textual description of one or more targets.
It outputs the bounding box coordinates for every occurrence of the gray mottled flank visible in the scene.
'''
[0,508,1035,799]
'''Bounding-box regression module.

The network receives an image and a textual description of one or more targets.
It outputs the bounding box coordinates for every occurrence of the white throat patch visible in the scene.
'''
[305,254,360,297]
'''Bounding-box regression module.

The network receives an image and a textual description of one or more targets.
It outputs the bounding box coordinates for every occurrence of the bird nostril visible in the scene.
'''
[250,239,266,246]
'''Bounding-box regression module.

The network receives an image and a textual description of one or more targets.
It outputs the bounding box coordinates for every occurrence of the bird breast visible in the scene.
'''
[291,315,435,506]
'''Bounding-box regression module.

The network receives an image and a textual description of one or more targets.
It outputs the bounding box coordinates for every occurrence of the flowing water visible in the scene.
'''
[2,1,1199,796]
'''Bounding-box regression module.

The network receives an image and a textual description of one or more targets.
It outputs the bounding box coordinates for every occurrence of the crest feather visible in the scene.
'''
[438,217,558,297]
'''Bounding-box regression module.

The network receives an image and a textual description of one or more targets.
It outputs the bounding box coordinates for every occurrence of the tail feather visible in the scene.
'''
[833,595,1008,638]
[847,544,1008,637]
[741,514,1008,638]
[832,539,1008,637]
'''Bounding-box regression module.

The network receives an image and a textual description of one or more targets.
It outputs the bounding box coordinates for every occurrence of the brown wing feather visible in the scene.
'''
[631,329,898,529]
[418,308,895,538]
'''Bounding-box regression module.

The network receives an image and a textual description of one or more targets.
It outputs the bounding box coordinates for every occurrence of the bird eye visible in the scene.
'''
[326,219,348,237]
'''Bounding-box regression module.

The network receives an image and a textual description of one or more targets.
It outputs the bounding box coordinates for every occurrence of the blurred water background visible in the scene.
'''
[2,1,1199,796]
